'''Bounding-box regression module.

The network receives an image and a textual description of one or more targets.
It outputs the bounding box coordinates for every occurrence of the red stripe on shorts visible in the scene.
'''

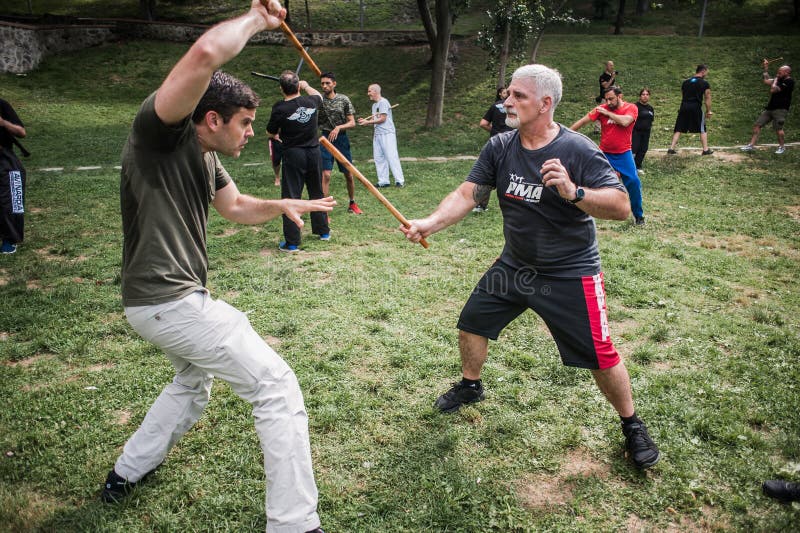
[581,273,620,369]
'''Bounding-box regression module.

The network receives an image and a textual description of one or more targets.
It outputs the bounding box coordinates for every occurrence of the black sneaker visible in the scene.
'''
[101,469,136,503]
[434,381,485,413]
[701,149,714,156]
[305,528,325,533]
[622,421,660,469]
[763,480,800,502]
[634,216,646,226]
[667,148,677,155]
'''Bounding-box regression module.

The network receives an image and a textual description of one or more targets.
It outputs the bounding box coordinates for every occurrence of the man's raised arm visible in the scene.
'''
[155,0,286,125]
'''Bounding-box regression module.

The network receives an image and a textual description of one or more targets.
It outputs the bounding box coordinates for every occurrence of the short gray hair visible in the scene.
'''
[511,64,562,110]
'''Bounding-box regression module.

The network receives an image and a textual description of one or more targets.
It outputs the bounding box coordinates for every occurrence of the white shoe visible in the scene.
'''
[775,146,786,154]
[740,144,754,152]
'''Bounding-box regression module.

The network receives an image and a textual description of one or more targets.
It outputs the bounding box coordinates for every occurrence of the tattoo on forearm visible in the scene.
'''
[473,184,492,205]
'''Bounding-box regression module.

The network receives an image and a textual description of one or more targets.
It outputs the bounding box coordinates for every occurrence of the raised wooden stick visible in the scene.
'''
[764,56,783,64]
[279,21,322,77]
[319,136,429,249]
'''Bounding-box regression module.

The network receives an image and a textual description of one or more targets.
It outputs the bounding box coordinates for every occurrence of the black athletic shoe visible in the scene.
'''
[666,148,677,155]
[305,528,325,533]
[763,480,800,502]
[702,149,714,156]
[622,421,660,469]
[101,469,136,503]
[434,381,485,413]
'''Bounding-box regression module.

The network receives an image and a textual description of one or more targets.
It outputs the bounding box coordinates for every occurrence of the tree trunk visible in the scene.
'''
[635,0,649,16]
[425,0,453,128]
[497,16,511,88]
[613,0,626,34]
[140,0,156,21]
[305,0,312,30]
[530,29,545,63]
[416,0,437,64]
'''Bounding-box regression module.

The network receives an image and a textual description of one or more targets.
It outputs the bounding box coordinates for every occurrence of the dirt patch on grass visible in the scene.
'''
[4,490,62,530]
[263,335,282,347]
[682,232,799,261]
[85,363,115,372]
[714,151,748,163]
[516,448,611,510]
[0,268,8,286]
[4,353,56,368]
[114,409,132,425]
[787,205,800,223]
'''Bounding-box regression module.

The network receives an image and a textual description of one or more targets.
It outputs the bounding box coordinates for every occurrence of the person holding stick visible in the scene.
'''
[0,97,27,254]
[741,61,793,154]
[401,64,660,471]
[267,71,331,250]
[667,64,713,155]
[102,3,332,532]
[358,84,405,188]
[318,71,363,214]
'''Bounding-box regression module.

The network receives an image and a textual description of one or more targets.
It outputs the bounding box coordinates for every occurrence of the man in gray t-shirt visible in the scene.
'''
[402,64,660,471]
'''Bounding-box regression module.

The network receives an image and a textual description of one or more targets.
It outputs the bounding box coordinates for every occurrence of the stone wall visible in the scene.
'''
[1,21,115,74]
[0,18,428,74]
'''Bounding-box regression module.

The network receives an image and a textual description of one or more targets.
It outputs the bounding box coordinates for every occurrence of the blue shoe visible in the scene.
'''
[278,241,299,253]
[319,233,330,241]
[1,240,17,254]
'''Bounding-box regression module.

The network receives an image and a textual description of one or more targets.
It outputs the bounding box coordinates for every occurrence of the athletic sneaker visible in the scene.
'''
[634,216,646,226]
[762,480,800,502]
[1,240,17,254]
[666,149,677,155]
[348,201,363,215]
[305,528,326,533]
[395,182,404,188]
[375,182,390,188]
[279,241,299,253]
[622,421,660,469]
[775,146,786,154]
[740,144,754,152]
[434,381,485,413]
[101,469,137,503]
[319,233,331,241]
[702,149,714,156]
[472,206,486,213]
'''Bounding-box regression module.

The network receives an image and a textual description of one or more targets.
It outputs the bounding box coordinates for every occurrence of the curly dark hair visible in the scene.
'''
[192,71,260,124]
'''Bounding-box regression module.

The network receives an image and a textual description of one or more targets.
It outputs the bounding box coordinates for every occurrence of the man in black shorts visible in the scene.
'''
[741,62,793,154]
[668,64,713,155]
[402,64,660,470]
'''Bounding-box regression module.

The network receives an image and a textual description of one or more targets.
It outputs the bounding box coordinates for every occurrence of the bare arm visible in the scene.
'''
[327,114,355,141]
[540,158,630,221]
[570,114,594,131]
[0,117,26,138]
[213,180,335,226]
[704,88,712,116]
[154,0,285,126]
[298,80,322,99]
[479,118,491,132]
[401,181,487,243]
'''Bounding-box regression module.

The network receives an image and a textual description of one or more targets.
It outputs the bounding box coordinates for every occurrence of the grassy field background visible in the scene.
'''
[1,6,800,532]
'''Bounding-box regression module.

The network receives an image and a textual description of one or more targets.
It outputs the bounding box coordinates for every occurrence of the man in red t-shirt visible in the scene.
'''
[571,86,644,225]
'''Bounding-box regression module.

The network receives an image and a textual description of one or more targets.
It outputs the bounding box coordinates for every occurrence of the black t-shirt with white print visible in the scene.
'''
[466,125,626,277]
[266,94,322,148]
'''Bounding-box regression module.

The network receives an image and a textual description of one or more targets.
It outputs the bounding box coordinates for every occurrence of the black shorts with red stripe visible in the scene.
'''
[457,260,620,370]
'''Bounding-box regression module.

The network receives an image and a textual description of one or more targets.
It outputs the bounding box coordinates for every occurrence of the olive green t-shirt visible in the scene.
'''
[120,93,231,307]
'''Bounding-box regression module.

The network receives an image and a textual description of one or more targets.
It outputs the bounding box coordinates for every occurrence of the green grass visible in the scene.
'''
[1,22,800,533]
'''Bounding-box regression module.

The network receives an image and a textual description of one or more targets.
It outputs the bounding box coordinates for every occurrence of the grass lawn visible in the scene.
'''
[1,25,800,532]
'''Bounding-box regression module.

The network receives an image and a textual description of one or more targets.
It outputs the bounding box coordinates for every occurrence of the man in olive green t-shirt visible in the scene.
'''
[103,3,333,532]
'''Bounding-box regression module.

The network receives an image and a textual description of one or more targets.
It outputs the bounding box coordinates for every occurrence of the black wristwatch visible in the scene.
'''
[570,187,585,204]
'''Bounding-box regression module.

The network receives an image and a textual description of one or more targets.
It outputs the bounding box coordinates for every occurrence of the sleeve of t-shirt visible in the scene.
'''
[626,103,639,120]
[588,108,600,121]
[344,96,356,116]
[465,136,505,188]
[266,103,281,135]
[378,99,390,115]
[212,152,232,191]
[0,100,23,127]
[133,92,192,151]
